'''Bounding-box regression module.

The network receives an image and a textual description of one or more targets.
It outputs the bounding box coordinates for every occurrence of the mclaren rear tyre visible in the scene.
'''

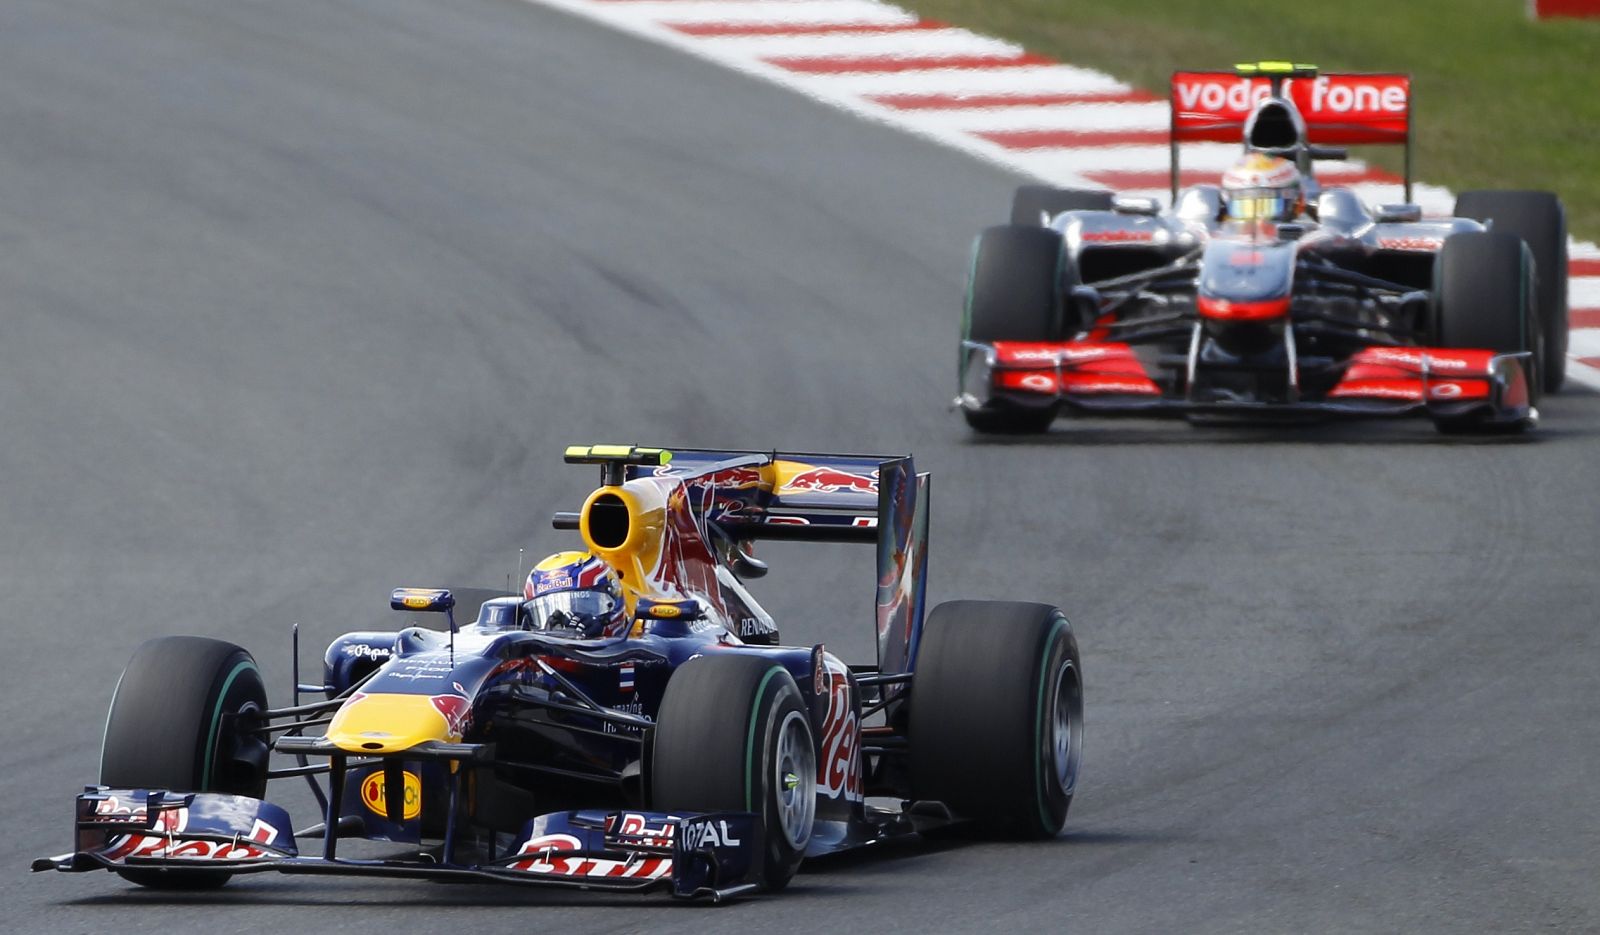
[652,655,816,891]
[1432,231,1539,435]
[1010,185,1114,227]
[909,601,1083,839]
[1456,190,1568,393]
[99,636,271,889]
[962,224,1068,435]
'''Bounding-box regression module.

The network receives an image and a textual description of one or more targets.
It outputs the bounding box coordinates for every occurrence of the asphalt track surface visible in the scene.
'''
[5,1,1597,932]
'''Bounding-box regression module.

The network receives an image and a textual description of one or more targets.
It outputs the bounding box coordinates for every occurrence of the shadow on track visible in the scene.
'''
[964,420,1556,448]
[961,384,1595,448]
[51,828,1169,911]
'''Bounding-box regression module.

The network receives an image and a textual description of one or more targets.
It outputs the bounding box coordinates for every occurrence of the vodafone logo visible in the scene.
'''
[1081,228,1156,243]
[1378,237,1444,251]
[1174,78,1277,114]
[1307,75,1407,114]
[1171,72,1410,144]
[1174,75,1407,116]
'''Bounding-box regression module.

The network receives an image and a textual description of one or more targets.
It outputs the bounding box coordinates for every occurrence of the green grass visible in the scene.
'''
[894,0,1600,242]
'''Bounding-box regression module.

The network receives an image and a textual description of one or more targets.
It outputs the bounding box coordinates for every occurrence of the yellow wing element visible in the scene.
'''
[563,445,673,466]
[1234,61,1317,77]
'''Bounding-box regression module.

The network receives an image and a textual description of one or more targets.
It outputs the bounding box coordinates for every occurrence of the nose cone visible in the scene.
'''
[325,692,466,754]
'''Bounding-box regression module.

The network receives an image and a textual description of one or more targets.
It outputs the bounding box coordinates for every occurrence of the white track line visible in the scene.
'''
[647,1,916,25]
[909,101,1173,133]
[1571,279,1600,309]
[774,64,1132,97]
[695,31,1022,58]
[525,0,1600,388]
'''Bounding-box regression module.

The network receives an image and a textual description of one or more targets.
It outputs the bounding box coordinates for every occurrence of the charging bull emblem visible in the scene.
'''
[430,694,472,740]
[783,467,878,495]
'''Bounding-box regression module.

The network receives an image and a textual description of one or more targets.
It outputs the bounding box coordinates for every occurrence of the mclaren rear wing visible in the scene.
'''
[1170,62,1413,200]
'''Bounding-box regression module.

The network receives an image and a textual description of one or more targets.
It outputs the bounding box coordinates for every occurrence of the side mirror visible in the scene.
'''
[1375,203,1423,223]
[1112,195,1161,217]
[637,597,705,621]
[390,588,455,613]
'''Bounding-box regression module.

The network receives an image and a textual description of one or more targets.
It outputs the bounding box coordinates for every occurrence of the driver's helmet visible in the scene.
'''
[1221,153,1303,222]
[522,551,626,638]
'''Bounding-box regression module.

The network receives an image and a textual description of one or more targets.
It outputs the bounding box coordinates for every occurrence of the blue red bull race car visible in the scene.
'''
[34,445,1084,901]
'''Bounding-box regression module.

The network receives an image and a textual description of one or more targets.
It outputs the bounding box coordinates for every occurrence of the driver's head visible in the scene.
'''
[522,551,625,638]
[1221,153,1303,222]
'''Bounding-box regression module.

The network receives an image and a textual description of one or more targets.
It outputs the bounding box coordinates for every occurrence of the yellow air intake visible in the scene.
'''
[579,480,668,593]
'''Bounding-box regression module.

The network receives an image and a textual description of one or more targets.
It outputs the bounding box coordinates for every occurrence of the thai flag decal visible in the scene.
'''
[619,662,635,693]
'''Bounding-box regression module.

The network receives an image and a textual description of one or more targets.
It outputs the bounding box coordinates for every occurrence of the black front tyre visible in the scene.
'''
[962,225,1068,434]
[652,655,816,891]
[1455,190,1567,393]
[100,636,271,889]
[1431,230,1540,434]
[909,601,1083,838]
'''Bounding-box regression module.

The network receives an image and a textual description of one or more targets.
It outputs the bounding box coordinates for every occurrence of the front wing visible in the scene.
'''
[33,788,765,902]
[962,341,1536,426]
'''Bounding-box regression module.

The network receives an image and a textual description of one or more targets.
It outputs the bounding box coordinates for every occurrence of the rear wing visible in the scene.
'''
[1170,63,1412,201]
[563,445,930,679]
[641,447,890,543]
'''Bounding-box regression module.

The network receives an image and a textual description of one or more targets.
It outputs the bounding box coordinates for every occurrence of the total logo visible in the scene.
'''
[359,769,423,821]
[679,818,742,849]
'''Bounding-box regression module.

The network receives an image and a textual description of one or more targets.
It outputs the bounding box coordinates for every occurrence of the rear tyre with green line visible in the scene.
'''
[909,601,1083,838]
[652,654,816,891]
[99,636,270,889]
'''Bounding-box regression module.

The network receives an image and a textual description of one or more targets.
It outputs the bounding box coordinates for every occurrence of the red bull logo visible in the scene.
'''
[508,832,671,879]
[699,466,764,489]
[430,694,472,739]
[782,467,878,495]
[655,464,764,489]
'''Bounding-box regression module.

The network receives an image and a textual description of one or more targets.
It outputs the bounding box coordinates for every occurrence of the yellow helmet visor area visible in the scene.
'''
[1226,189,1293,222]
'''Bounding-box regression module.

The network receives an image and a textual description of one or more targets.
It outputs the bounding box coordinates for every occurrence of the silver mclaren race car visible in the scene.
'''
[958,62,1568,435]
